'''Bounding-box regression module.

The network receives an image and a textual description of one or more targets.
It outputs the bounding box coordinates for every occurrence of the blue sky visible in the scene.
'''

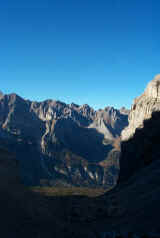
[0,0,158,109]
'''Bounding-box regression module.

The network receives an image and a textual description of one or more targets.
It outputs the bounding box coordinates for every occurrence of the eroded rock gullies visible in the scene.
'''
[0,92,128,187]
[121,75,160,141]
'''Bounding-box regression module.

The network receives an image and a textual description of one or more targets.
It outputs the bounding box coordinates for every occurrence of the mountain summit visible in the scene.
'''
[122,74,160,141]
[145,74,160,98]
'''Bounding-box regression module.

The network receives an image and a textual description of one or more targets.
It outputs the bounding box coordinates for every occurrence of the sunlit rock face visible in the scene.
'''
[121,75,160,141]
[145,74,160,98]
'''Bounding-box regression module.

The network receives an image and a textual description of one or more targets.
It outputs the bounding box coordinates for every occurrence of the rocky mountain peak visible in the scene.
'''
[121,74,160,141]
[79,104,91,111]
[69,103,79,108]
[119,107,130,115]
[145,74,160,99]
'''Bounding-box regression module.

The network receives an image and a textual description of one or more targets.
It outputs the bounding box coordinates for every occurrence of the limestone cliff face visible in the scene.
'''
[121,75,160,141]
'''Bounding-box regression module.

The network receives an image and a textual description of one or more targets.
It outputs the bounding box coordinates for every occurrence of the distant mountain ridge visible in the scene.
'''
[0,91,129,187]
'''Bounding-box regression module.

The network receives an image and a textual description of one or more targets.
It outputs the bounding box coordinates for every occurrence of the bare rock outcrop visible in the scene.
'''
[121,74,160,141]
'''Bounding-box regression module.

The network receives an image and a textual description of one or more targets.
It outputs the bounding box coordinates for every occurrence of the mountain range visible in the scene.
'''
[1,75,160,236]
[0,92,129,187]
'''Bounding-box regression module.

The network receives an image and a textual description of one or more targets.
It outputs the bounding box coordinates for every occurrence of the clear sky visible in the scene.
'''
[0,0,158,109]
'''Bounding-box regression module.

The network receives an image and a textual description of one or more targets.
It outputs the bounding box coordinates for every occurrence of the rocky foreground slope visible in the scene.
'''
[0,92,128,187]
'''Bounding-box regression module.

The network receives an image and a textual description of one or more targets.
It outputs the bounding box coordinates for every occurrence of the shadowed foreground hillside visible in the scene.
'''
[119,111,160,183]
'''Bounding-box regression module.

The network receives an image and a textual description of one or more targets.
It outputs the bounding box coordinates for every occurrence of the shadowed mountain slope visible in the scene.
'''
[99,111,160,232]
[0,92,128,187]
